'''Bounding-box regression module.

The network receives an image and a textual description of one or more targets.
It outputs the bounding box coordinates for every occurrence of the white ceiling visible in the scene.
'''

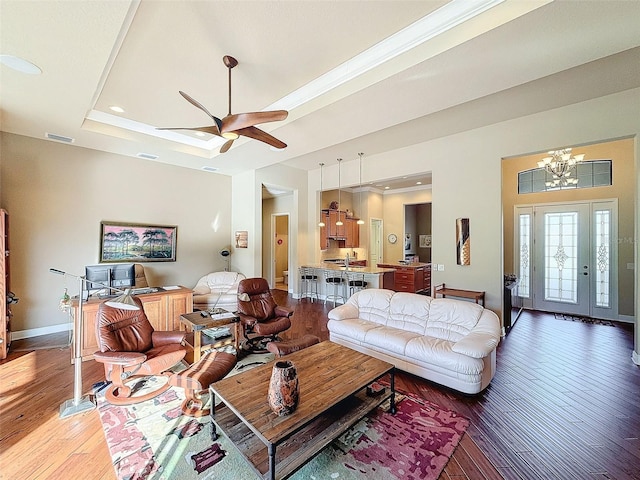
[2,1,640,185]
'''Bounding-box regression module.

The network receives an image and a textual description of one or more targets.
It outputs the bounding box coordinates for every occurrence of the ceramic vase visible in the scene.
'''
[268,360,299,416]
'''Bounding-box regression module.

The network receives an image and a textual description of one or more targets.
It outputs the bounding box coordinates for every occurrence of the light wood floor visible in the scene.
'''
[1,293,638,480]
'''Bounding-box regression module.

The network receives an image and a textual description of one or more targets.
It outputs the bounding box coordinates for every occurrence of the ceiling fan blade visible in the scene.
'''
[156,125,222,136]
[220,139,234,153]
[236,126,287,149]
[178,91,222,134]
[221,110,288,133]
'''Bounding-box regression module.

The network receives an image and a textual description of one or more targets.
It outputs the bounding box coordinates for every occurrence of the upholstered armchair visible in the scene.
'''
[94,297,186,405]
[192,271,246,312]
[236,277,293,352]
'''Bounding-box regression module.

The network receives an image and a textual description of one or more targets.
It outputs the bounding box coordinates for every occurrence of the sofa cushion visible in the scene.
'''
[405,336,485,375]
[362,325,422,356]
[345,289,394,326]
[326,318,380,343]
[387,292,432,334]
[425,298,484,342]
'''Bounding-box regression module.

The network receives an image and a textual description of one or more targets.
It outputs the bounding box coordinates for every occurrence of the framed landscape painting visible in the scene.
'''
[99,221,177,262]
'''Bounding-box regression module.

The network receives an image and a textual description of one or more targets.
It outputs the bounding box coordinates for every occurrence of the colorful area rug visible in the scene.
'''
[97,360,468,480]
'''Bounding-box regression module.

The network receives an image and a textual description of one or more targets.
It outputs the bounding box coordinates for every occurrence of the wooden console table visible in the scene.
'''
[71,286,193,361]
[434,283,485,306]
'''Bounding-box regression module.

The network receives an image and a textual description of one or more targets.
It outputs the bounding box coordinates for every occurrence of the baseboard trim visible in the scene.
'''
[11,322,71,340]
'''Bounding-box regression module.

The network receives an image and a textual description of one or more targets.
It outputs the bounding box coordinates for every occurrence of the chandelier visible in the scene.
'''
[537,148,585,187]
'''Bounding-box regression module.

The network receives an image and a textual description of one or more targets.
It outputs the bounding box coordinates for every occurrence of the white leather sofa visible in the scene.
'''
[192,271,246,312]
[327,289,501,394]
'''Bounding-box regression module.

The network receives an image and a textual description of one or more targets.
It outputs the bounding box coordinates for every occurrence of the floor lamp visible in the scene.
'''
[49,268,139,419]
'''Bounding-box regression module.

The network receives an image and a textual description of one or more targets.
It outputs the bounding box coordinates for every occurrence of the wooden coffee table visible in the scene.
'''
[210,341,396,480]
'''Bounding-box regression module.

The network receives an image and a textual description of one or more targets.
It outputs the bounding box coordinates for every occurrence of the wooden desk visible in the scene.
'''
[71,286,193,361]
[434,283,485,306]
[180,310,239,364]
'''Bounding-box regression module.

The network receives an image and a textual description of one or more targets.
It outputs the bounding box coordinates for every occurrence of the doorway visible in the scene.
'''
[515,200,618,319]
[370,218,383,264]
[272,214,289,292]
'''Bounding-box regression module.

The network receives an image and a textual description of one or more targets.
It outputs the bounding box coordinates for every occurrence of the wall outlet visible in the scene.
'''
[437,264,444,271]
[627,263,635,270]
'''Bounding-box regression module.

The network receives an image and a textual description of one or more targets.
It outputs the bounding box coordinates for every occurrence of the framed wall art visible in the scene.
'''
[235,230,248,248]
[419,234,432,248]
[99,221,177,263]
[456,218,470,265]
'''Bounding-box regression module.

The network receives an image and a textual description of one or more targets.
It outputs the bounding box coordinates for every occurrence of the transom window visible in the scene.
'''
[518,160,612,194]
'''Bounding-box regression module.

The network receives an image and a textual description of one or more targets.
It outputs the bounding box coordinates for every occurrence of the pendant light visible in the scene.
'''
[318,163,325,227]
[357,152,365,225]
[335,158,343,226]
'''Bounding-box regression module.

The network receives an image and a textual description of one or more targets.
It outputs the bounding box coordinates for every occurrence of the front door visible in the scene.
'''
[533,204,590,315]
[515,200,618,319]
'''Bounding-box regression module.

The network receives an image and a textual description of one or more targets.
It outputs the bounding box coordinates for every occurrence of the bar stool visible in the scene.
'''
[347,271,368,297]
[324,270,347,306]
[298,267,319,302]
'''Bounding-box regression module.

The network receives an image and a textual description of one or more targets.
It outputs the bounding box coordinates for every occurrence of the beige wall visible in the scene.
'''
[502,138,636,316]
[1,132,233,335]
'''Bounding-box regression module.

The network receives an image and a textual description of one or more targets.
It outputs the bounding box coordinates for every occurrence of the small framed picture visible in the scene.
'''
[419,234,432,248]
[235,230,248,248]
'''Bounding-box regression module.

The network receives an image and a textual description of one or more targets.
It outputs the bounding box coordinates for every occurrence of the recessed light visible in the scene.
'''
[109,106,125,113]
[201,166,218,172]
[416,181,422,185]
[0,55,41,74]
[384,186,390,190]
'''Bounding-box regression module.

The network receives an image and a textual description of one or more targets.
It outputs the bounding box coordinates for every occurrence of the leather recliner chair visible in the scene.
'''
[236,278,293,352]
[94,297,186,405]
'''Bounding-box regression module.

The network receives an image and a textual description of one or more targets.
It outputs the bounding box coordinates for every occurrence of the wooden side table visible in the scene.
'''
[434,283,485,307]
[180,310,240,364]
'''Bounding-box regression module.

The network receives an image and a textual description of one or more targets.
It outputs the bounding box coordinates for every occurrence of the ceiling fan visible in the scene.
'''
[158,55,288,153]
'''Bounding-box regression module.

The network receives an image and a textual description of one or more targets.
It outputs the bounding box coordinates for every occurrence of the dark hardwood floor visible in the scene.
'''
[1,292,638,480]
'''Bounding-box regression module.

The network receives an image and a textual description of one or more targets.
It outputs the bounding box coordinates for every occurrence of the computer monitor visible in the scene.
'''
[111,264,136,289]
[84,264,135,296]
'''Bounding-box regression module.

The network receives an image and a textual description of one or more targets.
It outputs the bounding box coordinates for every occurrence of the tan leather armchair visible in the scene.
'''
[236,278,293,352]
[94,297,186,405]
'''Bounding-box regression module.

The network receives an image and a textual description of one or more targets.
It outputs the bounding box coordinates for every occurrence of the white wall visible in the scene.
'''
[1,132,233,335]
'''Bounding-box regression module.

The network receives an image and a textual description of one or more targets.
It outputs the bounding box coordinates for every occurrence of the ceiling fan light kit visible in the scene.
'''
[158,55,288,153]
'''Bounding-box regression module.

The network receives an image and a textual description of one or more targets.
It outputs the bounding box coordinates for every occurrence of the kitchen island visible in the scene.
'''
[298,263,395,301]
[376,262,431,294]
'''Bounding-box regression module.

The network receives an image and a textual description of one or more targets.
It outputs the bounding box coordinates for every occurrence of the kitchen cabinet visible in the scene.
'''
[423,264,431,295]
[345,218,360,248]
[320,210,360,249]
[319,211,330,250]
[71,286,193,361]
[327,210,346,238]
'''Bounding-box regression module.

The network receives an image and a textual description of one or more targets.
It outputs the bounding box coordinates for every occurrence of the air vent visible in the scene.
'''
[45,132,74,143]
[136,152,158,160]
[201,166,218,172]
